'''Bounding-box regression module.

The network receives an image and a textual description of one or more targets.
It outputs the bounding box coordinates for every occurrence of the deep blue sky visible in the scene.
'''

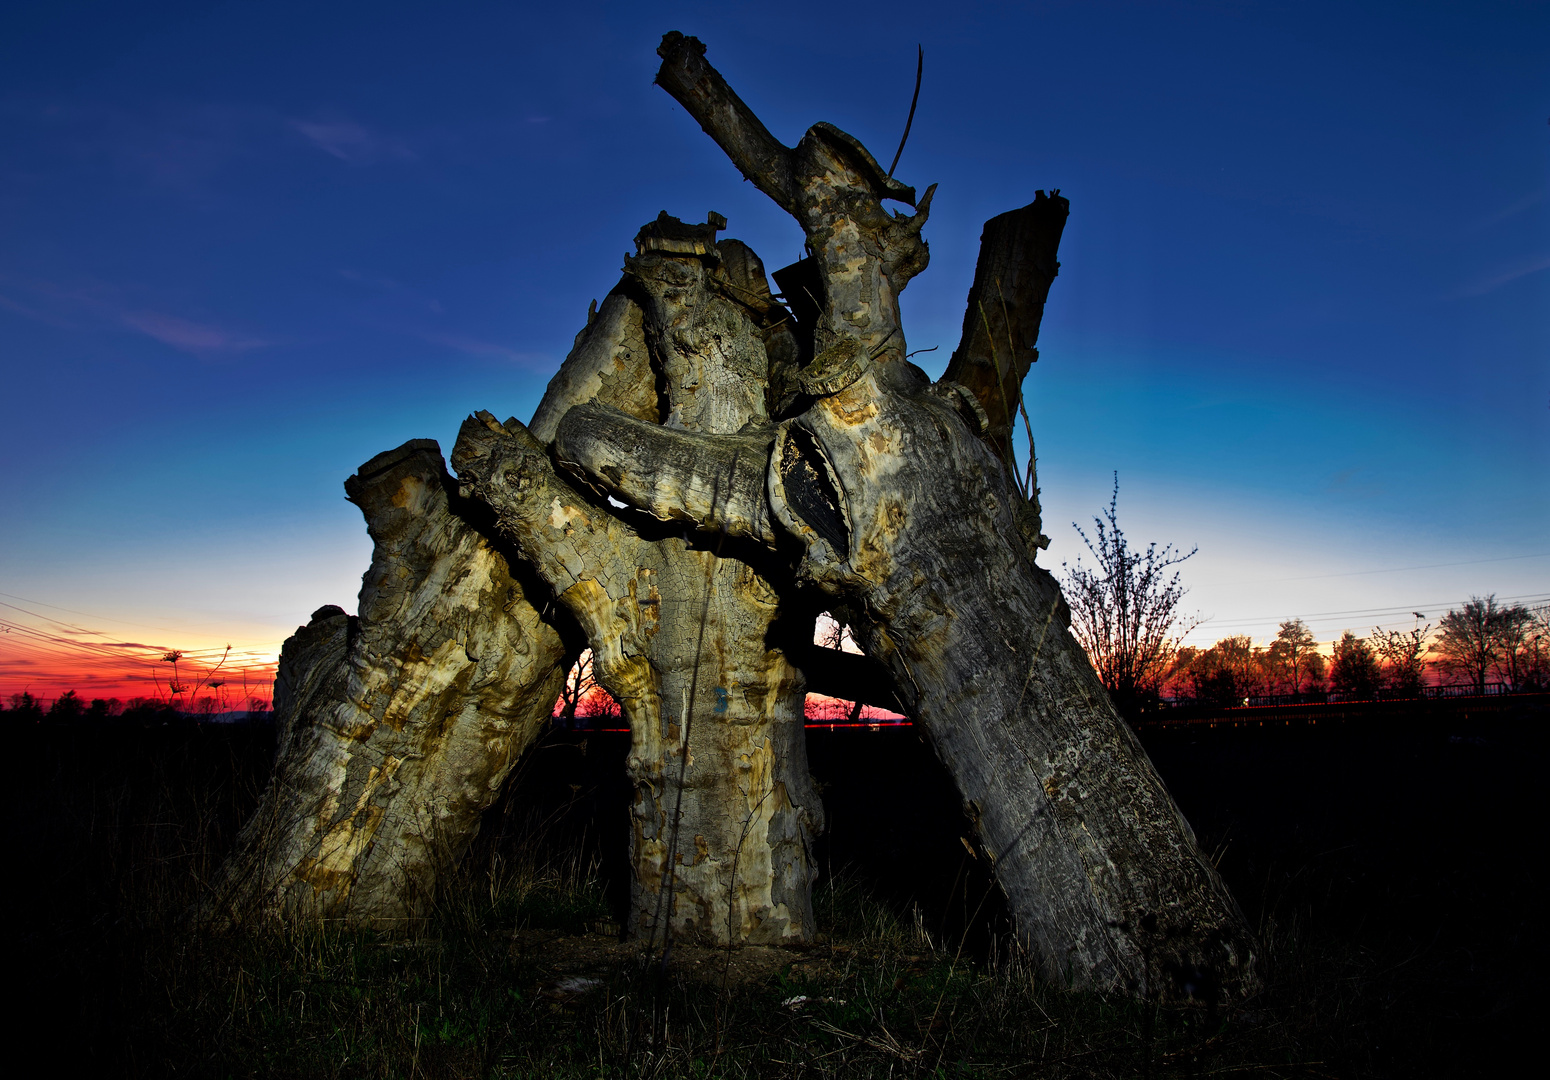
[2,0,1546,694]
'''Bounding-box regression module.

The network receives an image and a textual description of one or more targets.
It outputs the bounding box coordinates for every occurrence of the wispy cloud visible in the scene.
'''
[0,274,270,355]
[0,593,279,701]
[1466,189,1547,233]
[1453,253,1550,298]
[331,273,542,364]
[417,331,550,367]
[0,291,71,327]
[2,98,271,197]
[337,268,443,312]
[5,97,416,198]
[291,118,414,164]
[1326,466,1383,499]
[120,310,269,353]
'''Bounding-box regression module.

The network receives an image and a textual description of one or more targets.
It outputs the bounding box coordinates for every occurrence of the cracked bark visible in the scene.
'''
[942,190,1069,543]
[211,30,1258,999]
[452,223,822,945]
[545,33,1259,999]
[199,440,570,927]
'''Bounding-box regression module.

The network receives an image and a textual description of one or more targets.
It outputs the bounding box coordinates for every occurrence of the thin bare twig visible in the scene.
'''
[887,46,924,178]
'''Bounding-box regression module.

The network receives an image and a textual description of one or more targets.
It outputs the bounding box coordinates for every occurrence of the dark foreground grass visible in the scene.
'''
[12,710,1541,1077]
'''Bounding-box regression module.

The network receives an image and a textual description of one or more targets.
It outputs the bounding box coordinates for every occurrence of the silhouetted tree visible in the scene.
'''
[1488,602,1536,690]
[1370,621,1430,694]
[122,697,179,724]
[556,648,594,726]
[1329,631,1381,697]
[1061,474,1199,717]
[1521,605,1550,690]
[7,692,43,720]
[1176,635,1269,705]
[812,614,867,722]
[1432,595,1529,692]
[1268,619,1324,697]
[555,648,620,727]
[47,690,84,721]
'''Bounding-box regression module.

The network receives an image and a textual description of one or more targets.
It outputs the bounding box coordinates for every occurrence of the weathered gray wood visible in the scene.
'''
[559,341,1257,1001]
[453,224,824,946]
[942,192,1068,543]
[529,279,657,445]
[453,412,821,945]
[200,441,571,927]
[213,222,822,943]
[942,193,1068,463]
[656,33,934,394]
[212,31,1259,1001]
[543,34,1260,999]
[775,377,1257,1000]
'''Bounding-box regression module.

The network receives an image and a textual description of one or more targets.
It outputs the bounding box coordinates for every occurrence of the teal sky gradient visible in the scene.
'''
[1,0,1545,694]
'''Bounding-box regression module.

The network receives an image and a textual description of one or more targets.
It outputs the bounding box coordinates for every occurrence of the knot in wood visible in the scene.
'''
[797,336,869,396]
[924,380,991,435]
[501,468,531,493]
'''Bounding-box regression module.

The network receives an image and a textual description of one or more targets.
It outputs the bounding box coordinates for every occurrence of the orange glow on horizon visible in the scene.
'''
[1,640,279,709]
[4,599,910,722]
[0,595,280,709]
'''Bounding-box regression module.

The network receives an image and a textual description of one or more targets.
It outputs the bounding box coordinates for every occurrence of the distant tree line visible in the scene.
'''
[2,691,273,723]
[1,642,278,723]
[1057,480,1548,714]
[1106,599,1548,711]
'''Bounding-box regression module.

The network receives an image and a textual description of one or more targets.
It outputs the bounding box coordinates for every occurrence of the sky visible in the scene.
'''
[1,0,1546,702]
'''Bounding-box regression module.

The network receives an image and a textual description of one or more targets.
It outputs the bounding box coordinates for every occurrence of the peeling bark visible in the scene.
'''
[200,441,570,927]
[778,376,1257,999]
[452,226,823,945]
[656,31,933,393]
[562,332,1257,1000]
[213,30,1259,1001]
[942,192,1068,542]
[529,280,657,445]
[545,33,1260,999]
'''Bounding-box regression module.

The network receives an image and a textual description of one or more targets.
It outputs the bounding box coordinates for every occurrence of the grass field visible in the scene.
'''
[12,703,1542,1077]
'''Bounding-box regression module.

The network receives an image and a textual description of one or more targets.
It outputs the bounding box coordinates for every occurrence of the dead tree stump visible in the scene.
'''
[453,218,824,944]
[545,33,1258,998]
[210,29,1258,1001]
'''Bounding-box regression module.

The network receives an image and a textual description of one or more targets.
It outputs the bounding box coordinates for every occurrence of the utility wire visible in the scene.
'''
[1193,550,1549,587]
[1178,591,1550,645]
[1191,590,1550,626]
[0,590,268,636]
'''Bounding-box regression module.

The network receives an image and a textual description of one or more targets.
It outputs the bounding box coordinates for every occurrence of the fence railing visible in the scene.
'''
[1159,682,1521,710]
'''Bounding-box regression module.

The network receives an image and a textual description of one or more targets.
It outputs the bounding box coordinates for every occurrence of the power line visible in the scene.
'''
[0,594,283,696]
[0,590,280,640]
[1192,590,1549,626]
[1193,551,1550,587]
[0,596,284,652]
[1180,591,1550,644]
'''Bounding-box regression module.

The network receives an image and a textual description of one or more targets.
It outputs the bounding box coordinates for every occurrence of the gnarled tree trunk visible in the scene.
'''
[211,29,1259,1001]
[544,33,1259,999]
[453,219,822,945]
[199,441,570,927]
